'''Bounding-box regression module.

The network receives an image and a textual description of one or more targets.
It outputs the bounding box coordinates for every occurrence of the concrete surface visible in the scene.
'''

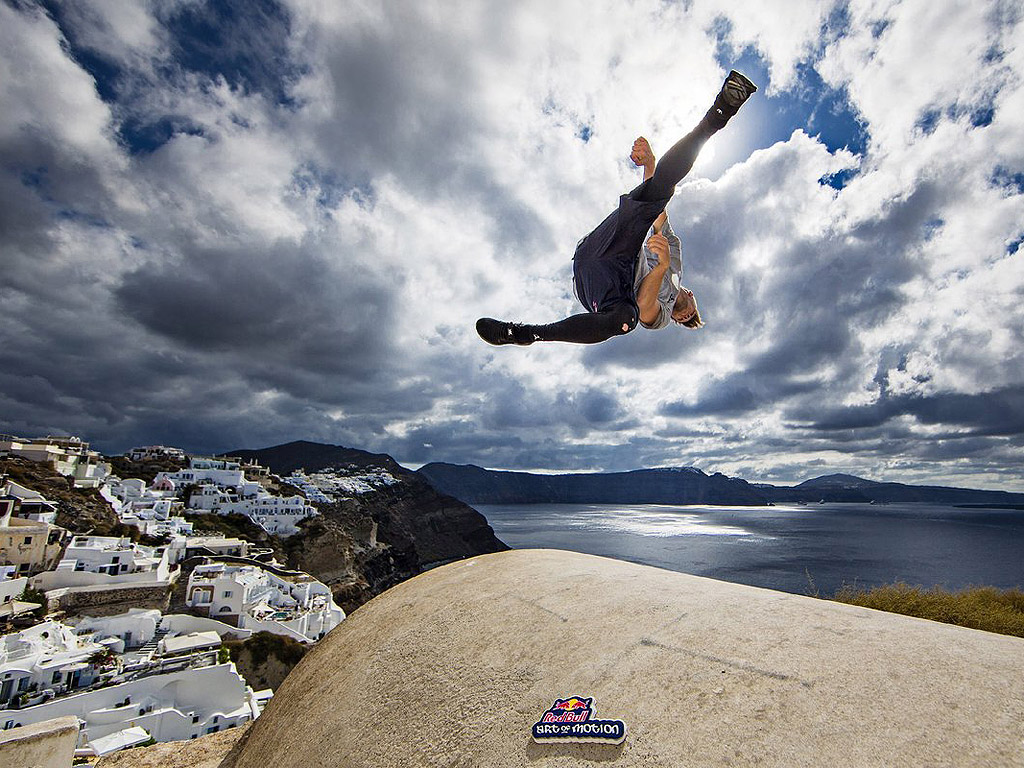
[216,549,1024,767]
[94,725,250,768]
[0,715,79,768]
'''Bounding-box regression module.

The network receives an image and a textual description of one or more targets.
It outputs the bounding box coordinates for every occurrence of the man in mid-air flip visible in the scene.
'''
[477,70,756,346]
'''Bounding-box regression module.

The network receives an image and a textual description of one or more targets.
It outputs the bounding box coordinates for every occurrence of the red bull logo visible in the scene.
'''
[542,697,593,723]
[532,695,626,744]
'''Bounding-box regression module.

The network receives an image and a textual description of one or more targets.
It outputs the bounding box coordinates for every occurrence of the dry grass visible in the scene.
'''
[832,583,1024,638]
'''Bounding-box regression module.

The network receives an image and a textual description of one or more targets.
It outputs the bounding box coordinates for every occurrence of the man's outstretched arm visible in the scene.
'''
[637,233,671,327]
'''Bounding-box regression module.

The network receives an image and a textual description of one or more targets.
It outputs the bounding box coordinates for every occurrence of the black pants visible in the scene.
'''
[531,114,721,344]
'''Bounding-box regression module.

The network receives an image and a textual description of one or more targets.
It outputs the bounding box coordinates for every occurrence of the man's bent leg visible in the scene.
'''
[477,306,637,346]
[637,70,757,202]
[636,123,716,202]
[531,304,637,344]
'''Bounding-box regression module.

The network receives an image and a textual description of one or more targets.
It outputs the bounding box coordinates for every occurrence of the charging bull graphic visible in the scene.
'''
[531,695,626,744]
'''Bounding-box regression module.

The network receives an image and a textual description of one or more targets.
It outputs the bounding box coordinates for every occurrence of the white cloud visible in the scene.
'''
[1,0,1023,487]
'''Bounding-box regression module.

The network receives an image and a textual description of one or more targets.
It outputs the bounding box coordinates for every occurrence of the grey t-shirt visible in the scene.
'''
[633,216,682,329]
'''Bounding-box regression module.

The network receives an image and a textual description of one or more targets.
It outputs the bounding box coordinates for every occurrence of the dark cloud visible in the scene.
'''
[115,239,394,373]
[800,385,1024,436]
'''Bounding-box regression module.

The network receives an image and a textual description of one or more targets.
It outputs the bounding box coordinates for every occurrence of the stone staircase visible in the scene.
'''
[137,626,171,656]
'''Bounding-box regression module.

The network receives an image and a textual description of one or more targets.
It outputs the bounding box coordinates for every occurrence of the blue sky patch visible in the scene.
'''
[703,31,868,179]
[119,117,206,155]
[161,0,305,107]
[915,108,941,135]
[991,166,1024,194]
[818,168,859,190]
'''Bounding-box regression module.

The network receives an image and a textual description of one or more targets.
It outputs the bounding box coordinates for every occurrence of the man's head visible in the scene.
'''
[671,288,703,329]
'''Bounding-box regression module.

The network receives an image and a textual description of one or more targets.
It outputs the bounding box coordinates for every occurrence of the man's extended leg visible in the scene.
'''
[637,70,756,202]
[477,304,636,346]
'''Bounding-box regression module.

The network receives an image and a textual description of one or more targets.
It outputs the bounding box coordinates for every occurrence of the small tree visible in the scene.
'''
[18,586,48,619]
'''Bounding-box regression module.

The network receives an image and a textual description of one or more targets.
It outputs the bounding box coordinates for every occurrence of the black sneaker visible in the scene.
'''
[476,318,536,346]
[708,70,758,123]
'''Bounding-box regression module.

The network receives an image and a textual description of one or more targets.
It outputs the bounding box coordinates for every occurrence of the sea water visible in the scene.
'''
[475,502,1024,596]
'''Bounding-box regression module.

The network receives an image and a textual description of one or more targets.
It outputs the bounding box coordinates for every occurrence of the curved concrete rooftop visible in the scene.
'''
[222,549,1024,767]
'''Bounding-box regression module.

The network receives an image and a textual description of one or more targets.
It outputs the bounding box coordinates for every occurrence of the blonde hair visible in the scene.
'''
[673,288,704,329]
[681,307,704,329]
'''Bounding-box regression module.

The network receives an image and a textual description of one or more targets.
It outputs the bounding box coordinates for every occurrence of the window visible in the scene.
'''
[52,671,62,684]
[192,715,200,724]
[23,537,32,545]
[223,591,232,598]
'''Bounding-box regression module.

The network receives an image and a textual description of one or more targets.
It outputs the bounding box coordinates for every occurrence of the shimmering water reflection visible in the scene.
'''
[476,502,1024,597]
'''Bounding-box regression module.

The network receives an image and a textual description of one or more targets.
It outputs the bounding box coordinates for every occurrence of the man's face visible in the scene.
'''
[671,289,698,325]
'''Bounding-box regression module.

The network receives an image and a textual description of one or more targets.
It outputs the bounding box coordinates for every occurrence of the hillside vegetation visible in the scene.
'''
[833,583,1024,638]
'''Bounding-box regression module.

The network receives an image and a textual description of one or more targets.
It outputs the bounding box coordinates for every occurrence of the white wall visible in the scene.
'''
[1,664,258,746]
[74,610,161,649]
[0,576,28,607]
[160,614,252,641]
[32,569,170,592]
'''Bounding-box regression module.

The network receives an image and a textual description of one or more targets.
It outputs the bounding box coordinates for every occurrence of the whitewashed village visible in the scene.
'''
[0,434,399,763]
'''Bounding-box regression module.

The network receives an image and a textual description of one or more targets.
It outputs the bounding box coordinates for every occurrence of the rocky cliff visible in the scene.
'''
[228,441,509,612]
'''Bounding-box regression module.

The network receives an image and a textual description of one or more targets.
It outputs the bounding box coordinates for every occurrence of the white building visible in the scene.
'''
[73,609,162,653]
[127,446,186,463]
[1,616,266,755]
[0,566,28,611]
[33,536,176,592]
[187,562,344,643]
[0,435,110,489]
[155,467,317,536]
[0,621,112,709]
[188,457,240,471]
[282,471,331,504]
[153,467,260,497]
[120,503,194,539]
[176,536,250,562]
[3,661,262,755]
[72,609,253,653]
[99,477,192,538]
[60,536,171,579]
[1,480,58,524]
[0,566,36,628]
[247,496,318,536]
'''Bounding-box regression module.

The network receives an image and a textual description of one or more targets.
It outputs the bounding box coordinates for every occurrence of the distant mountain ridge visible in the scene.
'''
[416,464,1024,507]
[415,463,767,505]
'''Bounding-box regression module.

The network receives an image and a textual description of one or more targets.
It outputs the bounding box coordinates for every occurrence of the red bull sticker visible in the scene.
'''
[531,696,626,744]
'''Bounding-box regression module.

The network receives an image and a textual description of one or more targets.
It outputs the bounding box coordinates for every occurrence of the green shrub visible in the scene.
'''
[18,586,48,618]
[832,583,1024,638]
